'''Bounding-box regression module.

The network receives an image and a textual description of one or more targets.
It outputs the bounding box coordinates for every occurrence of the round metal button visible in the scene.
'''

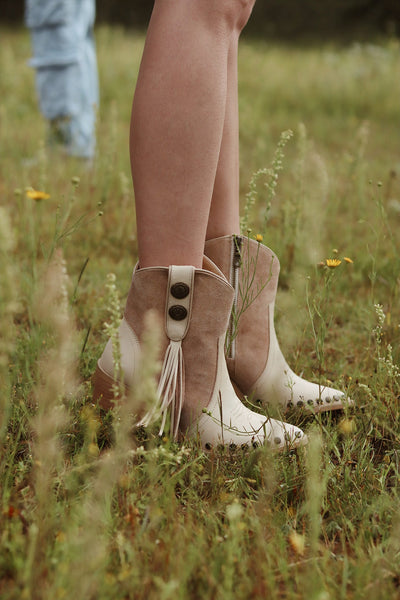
[168,305,187,321]
[170,282,190,299]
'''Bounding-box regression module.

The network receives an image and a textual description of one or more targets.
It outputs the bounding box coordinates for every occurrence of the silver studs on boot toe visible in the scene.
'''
[282,393,348,412]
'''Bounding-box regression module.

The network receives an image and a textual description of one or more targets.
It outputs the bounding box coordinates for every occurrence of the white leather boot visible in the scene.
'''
[92,258,307,449]
[205,235,351,413]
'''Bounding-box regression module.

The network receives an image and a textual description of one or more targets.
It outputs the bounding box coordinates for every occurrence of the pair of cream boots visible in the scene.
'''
[93,235,348,450]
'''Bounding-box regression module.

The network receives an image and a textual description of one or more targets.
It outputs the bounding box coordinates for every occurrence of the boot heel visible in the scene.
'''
[92,365,119,411]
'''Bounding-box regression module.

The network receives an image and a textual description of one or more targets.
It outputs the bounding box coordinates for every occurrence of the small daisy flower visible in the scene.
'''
[344,257,354,264]
[326,258,342,268]
[255,234,263,243]
[26,188,50,201]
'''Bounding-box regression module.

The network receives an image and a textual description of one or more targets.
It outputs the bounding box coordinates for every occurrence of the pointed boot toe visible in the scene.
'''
[205,235,352,414]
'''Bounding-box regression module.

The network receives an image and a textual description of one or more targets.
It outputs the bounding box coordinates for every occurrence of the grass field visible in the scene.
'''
[1,26,400,599]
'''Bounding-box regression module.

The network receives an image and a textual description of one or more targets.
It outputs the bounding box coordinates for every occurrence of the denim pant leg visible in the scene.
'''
[26,0,98,158]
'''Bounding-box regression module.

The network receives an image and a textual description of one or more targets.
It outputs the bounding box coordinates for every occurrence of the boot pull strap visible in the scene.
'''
[165,265,195,342]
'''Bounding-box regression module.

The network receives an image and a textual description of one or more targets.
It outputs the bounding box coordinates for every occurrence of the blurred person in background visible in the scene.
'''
[25,0,98,159]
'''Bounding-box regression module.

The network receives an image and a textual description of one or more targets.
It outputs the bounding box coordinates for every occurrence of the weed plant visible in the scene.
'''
[0,26,400,599]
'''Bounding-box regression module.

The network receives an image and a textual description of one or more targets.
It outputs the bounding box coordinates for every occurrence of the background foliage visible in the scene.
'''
[2,0,400,39]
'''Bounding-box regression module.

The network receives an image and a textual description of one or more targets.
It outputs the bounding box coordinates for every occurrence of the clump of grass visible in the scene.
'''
[0,207,19,443]
[103,272,124,401]
[241,129,293,235]
[23,251,76,597]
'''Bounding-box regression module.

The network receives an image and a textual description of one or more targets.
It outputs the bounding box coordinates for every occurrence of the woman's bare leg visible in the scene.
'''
[131,1,256,268]
[206,3,255,240]
[206,36,241,240]
[131,2,231,268]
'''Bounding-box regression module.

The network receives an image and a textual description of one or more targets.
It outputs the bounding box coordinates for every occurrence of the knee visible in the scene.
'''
[205,0,256,35]
[234,0,256,32]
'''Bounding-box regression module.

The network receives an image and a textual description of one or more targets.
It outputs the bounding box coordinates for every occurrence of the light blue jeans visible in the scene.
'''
[26,0,99,158]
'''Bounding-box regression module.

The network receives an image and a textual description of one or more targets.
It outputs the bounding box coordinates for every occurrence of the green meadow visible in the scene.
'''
[1,26,400,599]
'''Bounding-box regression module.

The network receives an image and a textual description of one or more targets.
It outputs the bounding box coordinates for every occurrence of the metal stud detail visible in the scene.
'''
[296,400,304,407]
[307,399,314,405]
[274,437,281,445]
[170,282,190,299]
[168,305,187,321]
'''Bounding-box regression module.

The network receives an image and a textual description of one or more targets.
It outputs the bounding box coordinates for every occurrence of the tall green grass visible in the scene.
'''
[0,26,400,599]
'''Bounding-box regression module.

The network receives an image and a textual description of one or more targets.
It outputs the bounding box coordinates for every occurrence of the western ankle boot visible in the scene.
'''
[92,258,307,449]
[204,235,350,413]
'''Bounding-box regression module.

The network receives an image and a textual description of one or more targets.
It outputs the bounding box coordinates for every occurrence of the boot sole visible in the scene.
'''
[231,380,351,414]
[92,369,310,450]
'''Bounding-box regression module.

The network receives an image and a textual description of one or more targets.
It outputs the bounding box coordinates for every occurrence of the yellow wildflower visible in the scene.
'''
[288,531,306,556]
[26,189,50,201]
[344,257,354,264]
[326,258,342,268]
[88,442,99,457]
[55,531,66,543]
[255,234,263,243]
[339,419,356,435]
